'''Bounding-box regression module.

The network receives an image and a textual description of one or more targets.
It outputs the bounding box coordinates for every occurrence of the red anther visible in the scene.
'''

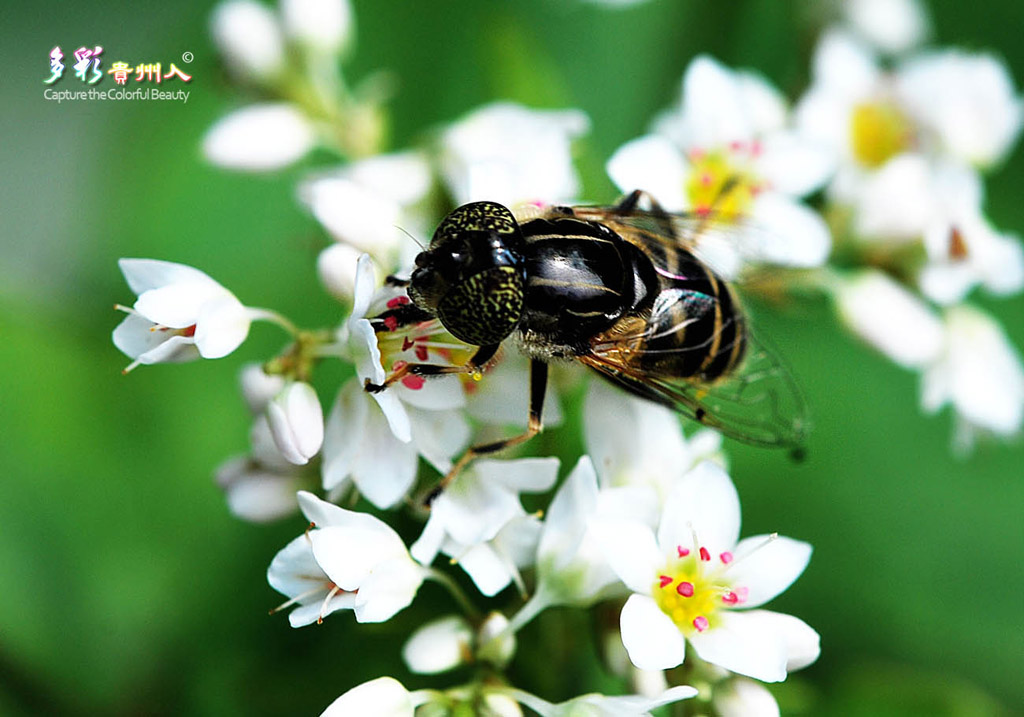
[402,375,425,390]
[729,140,744,152]
[676,581,695,598]
[386,296,410,308]
[677,546,690,558]
[182,324,197,337]
[699,547,711,562]
[720,551,733,564]
[383,316,398,331]
[401,336,415,351]
[700,172,713,187]
[693,615,709,632]
[751,139,763,156]
[659,575,673,589]
[721,591,738,605]
[415,344,429,361]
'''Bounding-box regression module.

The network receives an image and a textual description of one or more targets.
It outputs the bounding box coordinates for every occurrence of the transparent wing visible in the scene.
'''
[580,325,808,450]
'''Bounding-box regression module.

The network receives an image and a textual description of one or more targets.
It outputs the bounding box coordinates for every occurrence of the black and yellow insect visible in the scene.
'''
[366,190,807,497]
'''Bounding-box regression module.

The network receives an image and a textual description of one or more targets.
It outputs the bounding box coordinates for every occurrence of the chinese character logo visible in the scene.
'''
[44,46,64,85]
[73,46,104,85]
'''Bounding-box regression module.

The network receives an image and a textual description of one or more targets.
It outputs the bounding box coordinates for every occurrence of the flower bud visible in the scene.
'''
[203,103,316,172]
[240,362,286,414]
[210,0,285,81]
[280,0,353,55]
[401,615,473,675]
[267,382,324,465]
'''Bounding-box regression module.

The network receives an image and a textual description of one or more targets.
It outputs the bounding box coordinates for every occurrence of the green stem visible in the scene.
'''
[247,307,300,337]
[425,568,481,621]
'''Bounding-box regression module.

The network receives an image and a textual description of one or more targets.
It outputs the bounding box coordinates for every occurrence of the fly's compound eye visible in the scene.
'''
[431,201,519,247]
[438,266,525,346]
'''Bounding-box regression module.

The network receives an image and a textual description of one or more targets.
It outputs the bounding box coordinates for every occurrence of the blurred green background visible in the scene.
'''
[2,0,1022,714]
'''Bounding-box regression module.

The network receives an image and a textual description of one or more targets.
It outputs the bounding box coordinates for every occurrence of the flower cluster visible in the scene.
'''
[111,0,1023,714]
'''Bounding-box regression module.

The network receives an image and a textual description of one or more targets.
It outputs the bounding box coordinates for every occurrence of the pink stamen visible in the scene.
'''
[720,551,733,564]
[383,316,398,331]
[659,575,673,589]
[676,581,695,598]
[677,546,690,558]
[699,547,711,562]
[722,591,738,605]
[729,140,744,152]
[386,296,410,308]
[751,139,763,156]
[695,205,711,218]
[415,344,429,361]
[700,172,713,187]
[689,148,706,162]
[693,615,709,632]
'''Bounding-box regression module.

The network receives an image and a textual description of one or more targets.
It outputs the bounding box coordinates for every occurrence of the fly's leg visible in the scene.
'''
[421,359,548,506]
[363,343,500,393]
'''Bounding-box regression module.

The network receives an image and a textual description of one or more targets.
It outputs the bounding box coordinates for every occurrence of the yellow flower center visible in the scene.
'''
[850,101,912,168]
[684,146,760,221]
[651,544,747,636]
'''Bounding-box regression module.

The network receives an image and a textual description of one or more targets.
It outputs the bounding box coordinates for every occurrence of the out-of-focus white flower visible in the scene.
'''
[595,461,818,682]
[465,349,564,429]
[505,684,698,717]
[299,151,433,271]
[402,614,474,675]
[239,362,287,414]
[584,378,723,507]
[440,102,589,207]
[203,103,316,172]
[609,56,833,273]
[216,415,306,522]
[266,381,324,465]
[210,0,285,82]
[268,491,427,627]
[320,677,415,717]
[897,50,1023,169]
[411,458,559,597]
[834,269,944,369]
[844,0,929,55]
[280,0,353,55]
[922,305,1024,448]
[917,163,1024,304]
[713,676,780,717]
[321,255,470,508]
[316,242,364,300]
[113,258,252,372]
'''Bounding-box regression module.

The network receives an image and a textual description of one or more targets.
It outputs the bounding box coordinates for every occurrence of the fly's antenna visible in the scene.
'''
[396,225,426,251]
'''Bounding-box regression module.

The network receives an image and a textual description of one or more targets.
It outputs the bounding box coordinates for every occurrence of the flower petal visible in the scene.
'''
[688,610,787,682]
[210,0,285,81]
[657,461,740,559]
[748,193,832,268]
[755,131,835,197]
[727,535,812,608]
[321,677,413,717]
[351,402,419,509]
[118,258,222,295]
[593,520,662,595]
[203,103,316,172]
[745,610,821,671]
[477,457,560,493]
[606,134,689,212]
[353,558,424,623]
[619,593,686,670]
[402,615,473,674]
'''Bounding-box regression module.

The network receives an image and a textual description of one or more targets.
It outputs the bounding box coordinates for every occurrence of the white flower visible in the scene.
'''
[713,676,780,717]
[917,163,1024,305]
[440,102,589,207]
[508,685,698,717]
[465,349,564,429]
[210,0,285,82]
[402,615,474,675]
[266,381,324,465]
[897,50,1023,168]
[411,457,559,597]
[268,491,426,626]
[203,103,316,172]
[596,461,818,682]
[922,305,1024,448]
[280,0,353,55]
[215,415,306,523]
[316,242,364,300]
[584,378,723,506]
[299,151,433,270]
[608,56,833,272]
[834,269,944,369]
[239,362,287,414]
[320,677,414,717]
[321,255,470,508]
[844,0,929,55]
[113,258,252,372]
